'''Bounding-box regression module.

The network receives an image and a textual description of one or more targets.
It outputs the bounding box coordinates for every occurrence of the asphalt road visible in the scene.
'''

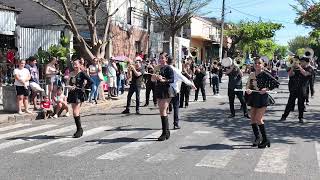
[0,71,319,180]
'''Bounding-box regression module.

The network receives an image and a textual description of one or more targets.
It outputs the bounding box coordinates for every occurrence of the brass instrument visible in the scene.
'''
[304,48,314,59]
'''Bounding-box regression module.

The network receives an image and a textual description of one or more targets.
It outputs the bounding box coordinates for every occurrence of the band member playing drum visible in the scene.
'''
[245,58,279,148]
[67,60,93,138]
[224,58,249,118]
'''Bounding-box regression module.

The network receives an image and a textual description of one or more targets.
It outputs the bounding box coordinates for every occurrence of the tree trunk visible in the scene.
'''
[171,31,176,62]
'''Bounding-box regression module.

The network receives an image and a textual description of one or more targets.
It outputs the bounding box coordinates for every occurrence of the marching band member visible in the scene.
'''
[245,58,279,148]
[225,61,249,118]
[280,57,313,123]
[67,60,93,138]
[152,53,174,141]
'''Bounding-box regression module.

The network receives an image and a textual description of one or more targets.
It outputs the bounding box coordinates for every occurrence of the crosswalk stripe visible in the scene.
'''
[97,130,176,160]
[254,144,290,174]
[14,126,113,154]
[0,124,57,140]
[315,141,320,171]
[195,139,238,168]
[146,131,212,163]
[55,130,140,157]
[0,125,75,150]
[0,123,31,132]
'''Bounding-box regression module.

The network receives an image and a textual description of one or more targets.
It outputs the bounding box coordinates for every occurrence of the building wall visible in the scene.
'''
[110,25,148,60]
[190,38,205,63]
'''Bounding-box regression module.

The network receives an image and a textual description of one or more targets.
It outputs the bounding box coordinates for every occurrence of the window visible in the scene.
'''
[135,41,141,53]
[127,7,132,25]
[143,14,148,29]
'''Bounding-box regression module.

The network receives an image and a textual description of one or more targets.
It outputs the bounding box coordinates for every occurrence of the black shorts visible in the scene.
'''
[16,86,30,96]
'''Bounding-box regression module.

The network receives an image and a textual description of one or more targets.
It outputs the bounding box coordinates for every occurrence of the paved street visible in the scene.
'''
[0,73,319,180]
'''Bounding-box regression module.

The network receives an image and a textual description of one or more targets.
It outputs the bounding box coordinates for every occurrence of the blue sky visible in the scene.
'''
[205,0,311,45]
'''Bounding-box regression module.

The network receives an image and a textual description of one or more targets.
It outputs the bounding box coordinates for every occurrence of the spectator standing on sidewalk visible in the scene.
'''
[143,61,157,106]
[14,60,32,114]
[122,58,143,114]
[88,57,102,104]
[107,57,118,97]
[45,57,58,100]
[25,56,43,110]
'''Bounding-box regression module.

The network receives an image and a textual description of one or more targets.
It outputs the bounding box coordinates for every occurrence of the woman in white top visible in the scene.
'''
[14,60,32,114]
[88,57,102,104]
[45,57,58,100]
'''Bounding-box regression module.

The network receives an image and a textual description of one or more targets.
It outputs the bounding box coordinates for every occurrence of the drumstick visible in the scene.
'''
[64,86,91,91]
[234,89,278,94]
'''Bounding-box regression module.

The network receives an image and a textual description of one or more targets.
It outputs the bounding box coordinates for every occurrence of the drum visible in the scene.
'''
[221,57,233,67]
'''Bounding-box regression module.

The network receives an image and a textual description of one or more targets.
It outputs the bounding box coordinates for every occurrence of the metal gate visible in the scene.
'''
[16,26,61,59]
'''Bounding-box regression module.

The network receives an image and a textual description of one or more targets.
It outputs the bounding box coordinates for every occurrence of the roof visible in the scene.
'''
[0,2,22,12]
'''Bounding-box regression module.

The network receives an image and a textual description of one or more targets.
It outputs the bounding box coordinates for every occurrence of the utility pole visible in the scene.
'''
[219,0,226,61]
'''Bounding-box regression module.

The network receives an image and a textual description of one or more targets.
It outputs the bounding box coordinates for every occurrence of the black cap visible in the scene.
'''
[300,57,310,62]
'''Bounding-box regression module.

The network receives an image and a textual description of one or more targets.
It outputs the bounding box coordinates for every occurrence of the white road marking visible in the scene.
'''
[0,123,31,132]
[195,139,239,168]
[315,141,320,171]
[14,126,112,154]
[0,125,75,150]
[97,130,176,160]
[146,131,212,163]
[56,130,140,157]
[0,124,57,140]
[254,144,290,174]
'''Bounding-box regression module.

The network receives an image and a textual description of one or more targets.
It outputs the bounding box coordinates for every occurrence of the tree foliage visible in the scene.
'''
[288,35,310,54]
[292,0,320,29]
[145,0,210,58]
[226,21,283,58]
[32,0,119,61]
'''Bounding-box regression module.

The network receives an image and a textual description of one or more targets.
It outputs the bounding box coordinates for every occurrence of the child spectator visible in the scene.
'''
[53,87,69,118]
[40,95,53,119]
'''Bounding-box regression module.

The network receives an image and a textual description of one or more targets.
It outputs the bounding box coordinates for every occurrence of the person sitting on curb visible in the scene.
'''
[40,95,53,119]
[53,87,69,118]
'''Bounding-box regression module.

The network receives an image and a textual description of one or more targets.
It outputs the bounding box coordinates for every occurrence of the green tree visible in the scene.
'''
[292,0,320,29]
[226,21,283,58]
[288,36,310,54]
[275,45,288,59]
[255,39,278,60]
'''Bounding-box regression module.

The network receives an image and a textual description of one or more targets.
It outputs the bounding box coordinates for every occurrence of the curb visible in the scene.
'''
[0,90,145,125]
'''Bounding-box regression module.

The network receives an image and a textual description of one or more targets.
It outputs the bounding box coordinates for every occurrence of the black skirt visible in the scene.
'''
[245,92,275,108]
[155,84,175,99]
[67,89,86,104]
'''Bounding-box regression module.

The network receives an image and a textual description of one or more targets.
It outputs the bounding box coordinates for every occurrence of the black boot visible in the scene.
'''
[158,116,167,141]
[73,116,83,138]
[258,124,270,148]
[251,124,260,147]
[164,116,170,140]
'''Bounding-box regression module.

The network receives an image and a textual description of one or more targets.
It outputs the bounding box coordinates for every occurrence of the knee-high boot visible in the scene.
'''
[258,124,270,148]
[73,116,83,138]
[251,124,260,147]
[158,116,170,141]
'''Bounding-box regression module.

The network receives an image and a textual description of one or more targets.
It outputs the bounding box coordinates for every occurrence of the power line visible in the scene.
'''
[229,0,266,8]
[227,6,297,25]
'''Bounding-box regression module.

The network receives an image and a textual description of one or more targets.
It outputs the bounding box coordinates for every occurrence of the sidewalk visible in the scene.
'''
[0,89,146,124]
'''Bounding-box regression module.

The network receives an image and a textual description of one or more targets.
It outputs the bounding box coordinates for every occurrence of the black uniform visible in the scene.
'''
[245,71,279,108]
[155,65,175,99]
[124,68,143,113]
[227,66,248,117]
[305,67,315,104]
[67,71,92,104]
[144,66,156,106]
[194,70,206,101]
[281,66,313,121]
[179,70,192,108]
[211,66,220,95]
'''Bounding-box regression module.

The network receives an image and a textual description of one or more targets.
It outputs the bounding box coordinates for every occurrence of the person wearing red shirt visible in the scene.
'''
[40,96,53,119]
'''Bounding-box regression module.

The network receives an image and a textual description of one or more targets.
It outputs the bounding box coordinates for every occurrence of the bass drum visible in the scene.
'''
[221,57,233,67]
